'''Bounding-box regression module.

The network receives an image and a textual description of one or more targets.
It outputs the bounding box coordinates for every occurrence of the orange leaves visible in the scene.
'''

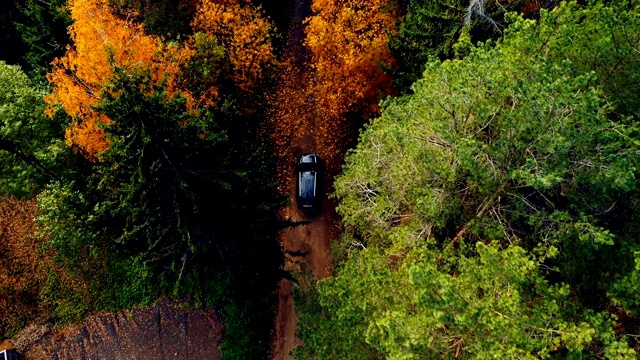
[47,0,159,157]
[306,0,396,117]
[192,0,276,92]
[46,0,194,160]
[0,198,50,336]
[268,0,399,183]
[46,0,276,160]
[267,61,315,186]
[303,0,398,168]
[64,114,113,155]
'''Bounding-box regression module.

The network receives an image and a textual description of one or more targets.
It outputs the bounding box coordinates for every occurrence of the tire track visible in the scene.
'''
[270,0,342,358]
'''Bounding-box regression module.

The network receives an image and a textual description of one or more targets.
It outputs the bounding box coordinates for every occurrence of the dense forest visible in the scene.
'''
[1,0,639,359]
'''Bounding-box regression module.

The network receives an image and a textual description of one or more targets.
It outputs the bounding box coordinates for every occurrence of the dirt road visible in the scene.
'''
[270,0,342,358]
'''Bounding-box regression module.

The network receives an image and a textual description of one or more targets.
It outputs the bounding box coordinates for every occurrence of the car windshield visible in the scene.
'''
[299,171,316,198]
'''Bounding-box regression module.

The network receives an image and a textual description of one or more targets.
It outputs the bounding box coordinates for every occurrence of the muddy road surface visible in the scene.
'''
[270,0,342,358]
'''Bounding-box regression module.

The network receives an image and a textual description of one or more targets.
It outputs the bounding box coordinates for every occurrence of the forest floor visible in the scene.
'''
[269,0,342,358]
[13,299,223,360]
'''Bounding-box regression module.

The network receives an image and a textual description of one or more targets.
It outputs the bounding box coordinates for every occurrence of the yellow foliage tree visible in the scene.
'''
[305,0,397,119]
[46,0,194,159]
[191,0,276,93]
[304,0,397,167]
[47,0,276,160]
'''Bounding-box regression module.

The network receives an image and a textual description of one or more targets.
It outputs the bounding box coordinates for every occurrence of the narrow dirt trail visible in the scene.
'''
[270,0,342,358]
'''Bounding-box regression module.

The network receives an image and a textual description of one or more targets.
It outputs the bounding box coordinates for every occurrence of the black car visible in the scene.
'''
[296,153,322,212]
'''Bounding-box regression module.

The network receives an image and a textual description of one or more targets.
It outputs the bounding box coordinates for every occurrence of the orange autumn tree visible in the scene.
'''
[47,0,276,160]
[304,0,397,164]
[305,0,396,117]
[46,0,194,159]
[191,0,277,93]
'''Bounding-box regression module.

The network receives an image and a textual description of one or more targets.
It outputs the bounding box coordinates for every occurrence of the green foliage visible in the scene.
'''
[108,0,196,40]
[0,1,28,66]
[92,255,160,311]
[388,0,560,94]
[3,1,280,356]
[0,0,71,83]
[387,0,466,93]
[293,250,389,360]
[500,0,640,117]
[15,0,72,83]
[610,252,640,316]
[297,1,640,358]
[0,61,68,197]
[37,66,284,358]
[298,243,634,359]
[40,271,90,324]
[41,66,280,283]
[220,296,274,359]
[180,33,229,100]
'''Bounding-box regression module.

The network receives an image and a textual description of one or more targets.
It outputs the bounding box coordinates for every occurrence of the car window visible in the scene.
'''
[300,154,317,163]
[298,163,316,172]
[299,171,316,198]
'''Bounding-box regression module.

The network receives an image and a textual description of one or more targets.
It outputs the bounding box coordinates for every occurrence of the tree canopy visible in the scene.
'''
[387,0,561,94]
[296,1,640,358]
[0,62,67,198]
[3,0,640,358]
[1,1,283,357]
[304,0,398,166]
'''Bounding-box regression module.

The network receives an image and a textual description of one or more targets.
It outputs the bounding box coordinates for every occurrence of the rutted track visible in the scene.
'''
[270,0,341,358]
